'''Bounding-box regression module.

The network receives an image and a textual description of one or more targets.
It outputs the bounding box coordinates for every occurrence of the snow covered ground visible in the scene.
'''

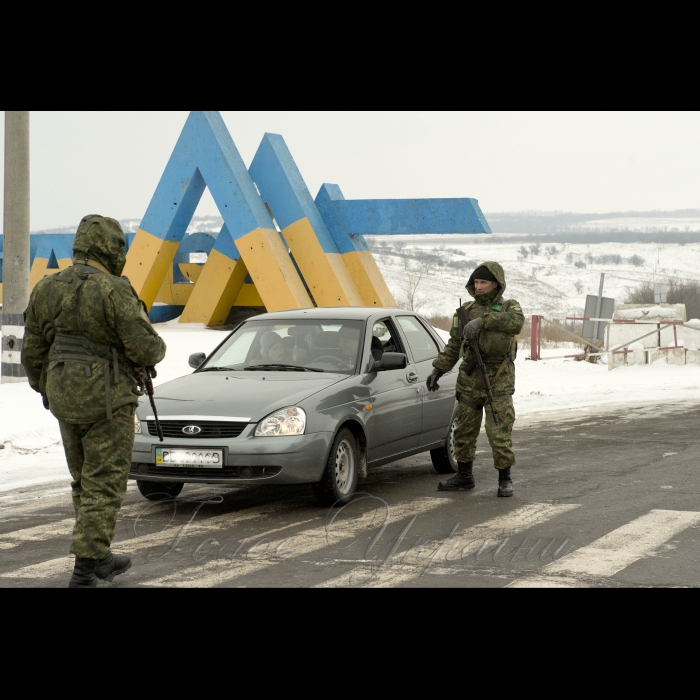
[372,233,700,319]
[3,320,699,494]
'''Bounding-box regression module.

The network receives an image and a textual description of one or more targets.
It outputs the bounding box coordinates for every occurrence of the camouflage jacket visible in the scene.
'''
[21,215,166,423]
[433,261,524,397]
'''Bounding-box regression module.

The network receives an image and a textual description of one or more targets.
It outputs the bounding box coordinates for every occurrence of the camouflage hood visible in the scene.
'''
[466,261,506,303]
[72,215,126,276]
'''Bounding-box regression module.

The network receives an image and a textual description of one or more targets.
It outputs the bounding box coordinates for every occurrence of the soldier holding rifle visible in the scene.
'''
[21,215,166,587]
[426,262,524,497]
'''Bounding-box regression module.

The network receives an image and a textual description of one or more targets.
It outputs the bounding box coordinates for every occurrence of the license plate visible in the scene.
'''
[156,448,224,468]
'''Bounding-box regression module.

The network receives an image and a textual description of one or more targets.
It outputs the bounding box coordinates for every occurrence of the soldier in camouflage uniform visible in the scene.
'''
[427,262,524,497]
[21,215,166,587]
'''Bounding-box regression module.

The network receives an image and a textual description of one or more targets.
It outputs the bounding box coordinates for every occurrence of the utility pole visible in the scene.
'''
[2,111,30,383]
[592,273,605,344]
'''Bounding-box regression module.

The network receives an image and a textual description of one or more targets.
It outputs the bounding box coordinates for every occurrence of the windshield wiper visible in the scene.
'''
[198,366,238,372]
[244,364,324,373]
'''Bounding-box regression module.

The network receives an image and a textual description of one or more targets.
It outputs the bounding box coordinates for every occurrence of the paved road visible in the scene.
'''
[2,402,700,588]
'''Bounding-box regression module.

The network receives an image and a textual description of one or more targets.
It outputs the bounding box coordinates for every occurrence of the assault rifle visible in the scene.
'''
[144,366,164,442]
[455,306,499,426]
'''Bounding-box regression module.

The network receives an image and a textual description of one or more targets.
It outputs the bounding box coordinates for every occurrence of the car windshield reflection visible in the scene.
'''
[203,320,365,374]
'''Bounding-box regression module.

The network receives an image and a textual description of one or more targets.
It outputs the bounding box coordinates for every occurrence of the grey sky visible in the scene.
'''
[2,111,700,232]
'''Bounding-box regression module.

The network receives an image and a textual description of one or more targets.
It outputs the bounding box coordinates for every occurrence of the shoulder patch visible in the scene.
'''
[507,299,522,311]
[452,315,459,329]
[491,304,503,311]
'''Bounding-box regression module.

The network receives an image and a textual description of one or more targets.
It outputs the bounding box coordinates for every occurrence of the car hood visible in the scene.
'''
[145,371,348,422]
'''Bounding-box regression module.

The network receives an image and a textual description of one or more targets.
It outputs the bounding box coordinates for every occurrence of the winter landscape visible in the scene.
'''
[4,211,700,497]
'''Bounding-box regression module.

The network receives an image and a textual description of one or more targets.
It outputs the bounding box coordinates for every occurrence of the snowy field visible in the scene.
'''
[372,233,700,319]
[3,318,700,496]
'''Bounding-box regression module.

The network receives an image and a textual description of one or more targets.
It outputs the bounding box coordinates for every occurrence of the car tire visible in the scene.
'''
[430,414,458,474]
[313,428,359,507]
[136,480,184,501]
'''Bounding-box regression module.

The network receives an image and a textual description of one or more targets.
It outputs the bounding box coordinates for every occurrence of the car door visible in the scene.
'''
[365,317,422,461]
[396,314,456,446]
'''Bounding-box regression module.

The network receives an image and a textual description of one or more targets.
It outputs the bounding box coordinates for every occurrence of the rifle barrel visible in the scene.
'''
[144,369,164,442]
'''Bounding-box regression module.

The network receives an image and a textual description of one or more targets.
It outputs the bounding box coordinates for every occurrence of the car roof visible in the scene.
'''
[248,307,413,322]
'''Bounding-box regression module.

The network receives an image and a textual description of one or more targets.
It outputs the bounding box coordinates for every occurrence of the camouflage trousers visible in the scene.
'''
[58,404,135,559]
[453,393,515,469]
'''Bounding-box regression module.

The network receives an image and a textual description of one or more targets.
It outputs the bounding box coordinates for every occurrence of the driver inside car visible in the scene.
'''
[260,332,285,364]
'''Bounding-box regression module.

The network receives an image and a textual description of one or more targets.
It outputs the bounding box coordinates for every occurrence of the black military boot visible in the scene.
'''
[497,467,513,497]
[438,461,475,491]
[95,551,132,582]
[68,557,113,588]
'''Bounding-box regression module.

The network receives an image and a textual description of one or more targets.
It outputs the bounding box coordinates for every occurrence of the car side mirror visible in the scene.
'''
[189,352,206,369]
[372,352,407,372]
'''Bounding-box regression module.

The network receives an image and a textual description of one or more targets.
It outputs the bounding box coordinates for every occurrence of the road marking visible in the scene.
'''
[508,508,700,587]
[317,502,580,588]
[141,498,445,588]
[0,492,73,520]
[0,555,75,580]
[0,493,223,552]
[0,518,74,550]
[0,500,301,580]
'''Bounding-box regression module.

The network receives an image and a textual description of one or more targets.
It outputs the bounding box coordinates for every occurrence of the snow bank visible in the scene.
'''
[431,325,700,422]
[615,305,685,320]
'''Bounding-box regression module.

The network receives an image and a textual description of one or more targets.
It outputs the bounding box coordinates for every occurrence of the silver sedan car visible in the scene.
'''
[130,308,459,505]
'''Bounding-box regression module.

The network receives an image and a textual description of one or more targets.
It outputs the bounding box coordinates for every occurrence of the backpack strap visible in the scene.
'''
[47,266,122,420]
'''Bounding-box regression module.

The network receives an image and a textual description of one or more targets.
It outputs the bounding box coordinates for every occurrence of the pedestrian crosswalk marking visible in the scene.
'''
[0,555,74,579]
[0,518,74,550]
[507,509,700,588]
[2,496,699,588]
[317,502,580,588]
[140,498,446,588]
[0,500,301,579]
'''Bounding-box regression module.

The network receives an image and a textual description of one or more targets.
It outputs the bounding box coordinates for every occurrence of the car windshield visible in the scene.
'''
[202,319,365,374]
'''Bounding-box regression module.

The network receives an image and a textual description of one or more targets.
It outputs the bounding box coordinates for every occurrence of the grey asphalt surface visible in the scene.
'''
[2,401,699,588]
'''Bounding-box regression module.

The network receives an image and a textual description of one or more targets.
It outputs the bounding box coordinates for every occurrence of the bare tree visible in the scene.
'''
[398,259,434,312]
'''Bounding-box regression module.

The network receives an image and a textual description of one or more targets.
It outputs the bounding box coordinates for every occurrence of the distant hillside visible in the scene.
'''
[30,210,700,238]
[486,210,700,234]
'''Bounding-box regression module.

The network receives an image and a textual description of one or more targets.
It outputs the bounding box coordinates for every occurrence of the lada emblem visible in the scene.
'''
[182,425,202,435]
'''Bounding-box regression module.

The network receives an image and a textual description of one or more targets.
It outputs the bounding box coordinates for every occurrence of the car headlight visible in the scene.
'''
[255,407,306,437]
[134,414,142,434]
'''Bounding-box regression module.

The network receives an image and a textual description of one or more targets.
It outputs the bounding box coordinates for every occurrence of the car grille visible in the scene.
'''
[146,420,248,439]
[135,465,281,479]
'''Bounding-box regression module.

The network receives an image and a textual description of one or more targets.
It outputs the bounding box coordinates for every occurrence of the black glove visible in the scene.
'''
[41,394,50,410]
[463,317,483,340]
[426,369,443,392]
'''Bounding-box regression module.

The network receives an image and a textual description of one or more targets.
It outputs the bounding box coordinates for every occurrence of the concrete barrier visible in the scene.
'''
[609,304,689,370]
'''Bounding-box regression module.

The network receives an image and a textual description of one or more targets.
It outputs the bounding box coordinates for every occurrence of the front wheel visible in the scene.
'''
[313,428,359,506]
[430,414,458,474]
[136,480,184,501]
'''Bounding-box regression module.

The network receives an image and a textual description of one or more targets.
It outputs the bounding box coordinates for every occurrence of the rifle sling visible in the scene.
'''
[494,337,517,382]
